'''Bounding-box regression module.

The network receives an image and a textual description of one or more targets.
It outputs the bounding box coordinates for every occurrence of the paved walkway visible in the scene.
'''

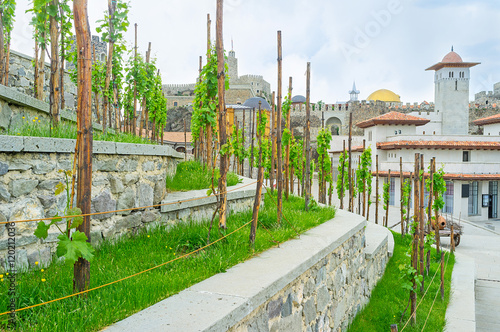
[306,181,500,331]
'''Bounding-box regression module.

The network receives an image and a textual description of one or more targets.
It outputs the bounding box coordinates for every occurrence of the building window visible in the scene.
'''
[368,131,372,141]
[389,177,395,206]
[463,151,470,162]
[443,181,454,214]
[423,131,426,134]
[455,80,458,90]
[174,102,178,106]
[468,181,479,216]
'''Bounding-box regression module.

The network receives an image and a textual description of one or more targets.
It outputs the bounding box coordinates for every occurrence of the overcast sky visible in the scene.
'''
[11,0,500,104]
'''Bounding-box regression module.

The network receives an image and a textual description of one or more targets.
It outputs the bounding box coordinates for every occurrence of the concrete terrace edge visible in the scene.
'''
[0,135,184,158]
[444,252,476,332]
[105,210,370,332]
[160,177,257,213]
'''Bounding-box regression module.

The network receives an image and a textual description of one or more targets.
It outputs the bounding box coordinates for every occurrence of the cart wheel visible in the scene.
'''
[454,234,461,247]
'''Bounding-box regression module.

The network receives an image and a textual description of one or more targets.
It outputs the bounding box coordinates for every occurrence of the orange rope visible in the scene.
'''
[0,181,257,225]
[0,220,252,317]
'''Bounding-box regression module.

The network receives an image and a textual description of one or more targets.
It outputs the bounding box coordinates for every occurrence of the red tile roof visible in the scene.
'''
[374,171,500,181]
[473,113,500,126]
[356,111,430,128]
[377,140,500,151]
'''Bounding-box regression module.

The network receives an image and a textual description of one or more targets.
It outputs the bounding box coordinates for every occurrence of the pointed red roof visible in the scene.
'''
[474,113,500,126]
[356,111,430,128]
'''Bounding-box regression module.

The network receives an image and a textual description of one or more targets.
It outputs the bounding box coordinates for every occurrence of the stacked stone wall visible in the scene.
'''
[7,50,77,110]
[228,226,389,331]
[0,137,182,271]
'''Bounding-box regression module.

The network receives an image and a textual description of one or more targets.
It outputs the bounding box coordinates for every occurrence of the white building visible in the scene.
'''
[331,49,499,222]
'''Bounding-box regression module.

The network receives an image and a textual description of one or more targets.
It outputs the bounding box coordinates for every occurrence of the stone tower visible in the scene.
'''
[426,48,479,135]
[227,49,238,82]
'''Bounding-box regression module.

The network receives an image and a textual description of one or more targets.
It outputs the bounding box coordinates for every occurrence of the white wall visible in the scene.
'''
[483,123,500,136]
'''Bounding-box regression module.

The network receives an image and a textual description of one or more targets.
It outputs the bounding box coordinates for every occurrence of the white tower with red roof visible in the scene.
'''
[426,47,479,135]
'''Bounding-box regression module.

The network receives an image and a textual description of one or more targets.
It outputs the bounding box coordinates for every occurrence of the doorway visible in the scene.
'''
[489,181,498,219]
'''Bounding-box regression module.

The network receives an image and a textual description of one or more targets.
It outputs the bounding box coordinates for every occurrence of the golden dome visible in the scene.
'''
[367,89,401,102]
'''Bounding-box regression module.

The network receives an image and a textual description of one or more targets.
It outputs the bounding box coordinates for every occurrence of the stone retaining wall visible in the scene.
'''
[0,136,183,270]
[229,228,388,332]
[105,211,392,332]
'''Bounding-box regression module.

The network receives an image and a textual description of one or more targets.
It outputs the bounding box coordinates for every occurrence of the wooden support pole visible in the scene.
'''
[419,154,425,293]
[276,31,283,223]
[285,76,292,200]
[375,154,379,224]
[132,23,138,131]
[410,153,419,325]
[340,140,346,210]
[270,91,276,192]
[400,157,404,237]
[250,105,264,246]
[386,169,391,227]
[440,251,445,301]
[348,112,353,212]
[304,62,311,210]
[216,0,227,229]
[242,107,246,175]
[250,107,255,178]
[73,0,93,293]
[184,118,187,161]
[432,158,441,255]
[49,0,60,127]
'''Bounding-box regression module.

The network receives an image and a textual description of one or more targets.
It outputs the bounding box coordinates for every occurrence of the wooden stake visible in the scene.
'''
[49,0,60,127]
[433,158,441,255]
[386,169,391,227]
[215,0,228,229]
[410,153,419,325]
[242,107,246,175]
[400,157,404,237]
[276,31,283,223]
[270,91,276,192]
[73,0,93,293]
[375,154,379,224]
[451,223,455,252]
[340,140,346,210]
[285,76,292,200]
[348,112,353,212]
[250,105,265,246]
[184,118,187,161]
[304,62,311,210]
[250,107,255,178]
[440,251,445,301]
[419,154,425,293]
[132,23,138,132]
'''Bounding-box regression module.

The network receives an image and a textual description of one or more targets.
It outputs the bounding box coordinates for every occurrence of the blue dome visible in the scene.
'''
[242,97,271,110]
[292,95,306,103]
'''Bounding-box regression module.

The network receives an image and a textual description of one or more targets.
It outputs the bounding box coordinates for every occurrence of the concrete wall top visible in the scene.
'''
[0,135,184,158]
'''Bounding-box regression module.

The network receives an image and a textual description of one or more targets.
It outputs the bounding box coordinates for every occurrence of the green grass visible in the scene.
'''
[347,232,455,332]
[166,160,242,192]
[0,194,335,332]
[4,116,156,145]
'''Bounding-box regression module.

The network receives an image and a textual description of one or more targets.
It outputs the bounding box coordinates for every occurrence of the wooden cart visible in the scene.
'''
[437,215,463,246]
